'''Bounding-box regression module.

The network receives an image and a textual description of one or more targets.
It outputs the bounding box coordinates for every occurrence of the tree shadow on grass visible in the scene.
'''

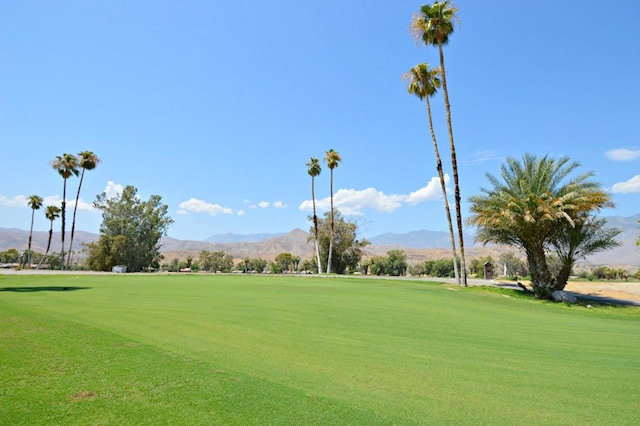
[0,286,91,292]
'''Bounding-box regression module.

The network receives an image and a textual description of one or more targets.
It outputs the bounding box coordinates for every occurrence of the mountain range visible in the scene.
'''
[1,214,638,268]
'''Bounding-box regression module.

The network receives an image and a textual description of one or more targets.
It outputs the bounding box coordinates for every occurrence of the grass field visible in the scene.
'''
[1,273,639,425]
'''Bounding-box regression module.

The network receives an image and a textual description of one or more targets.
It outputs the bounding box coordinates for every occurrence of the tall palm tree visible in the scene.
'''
[67,150,100,267]
[468,154,613,299]
[306,157,323,274]
[403,63,460,285]
[51,153,79,270]
[25,194,43,268]
[323,149,342,274]
[37,205,61,270]
[412,1,467,286]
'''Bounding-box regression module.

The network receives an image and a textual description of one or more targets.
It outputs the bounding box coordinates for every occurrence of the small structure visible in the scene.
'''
[483,262,493,280]
[112,265,127,273]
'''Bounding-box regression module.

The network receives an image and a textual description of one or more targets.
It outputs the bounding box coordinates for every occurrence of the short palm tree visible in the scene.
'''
[51,153,79,270]
[468,154,613,299]
[306,157,323,273]
[26,194,43,268]
[412,1,467,285]
[551,215,621,287]
[67,150,100,267]
[323,149,342,274]
[403,63,460,285]
[37,205,61,269]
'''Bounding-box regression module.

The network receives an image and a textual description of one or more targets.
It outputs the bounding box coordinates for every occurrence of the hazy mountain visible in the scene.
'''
[369,230,476,249]
[1,215,638,267]
[204,232,285,243]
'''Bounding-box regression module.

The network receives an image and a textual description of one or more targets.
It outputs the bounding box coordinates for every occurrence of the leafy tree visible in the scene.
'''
[306,157,323,274]
[37,205,61,269]
[403,63,460,285]
[198,250,234,273]
[386,250,408,276]
[300,258,316,273]
[368,256,388,276]
[25,194,43,268]
[248,257,268,273]
[86,185,173,272]
[498,252,528,278]
[323,149,342,273]
[0,248,20,263]
[424,258,457,277]
[412,1,467,286]
[274,252,299,273]
[408,262,426,277]
[312,210,368,274]
[468,154,614,299]
[51,153,79,270]
[68,151,100,267]
[369,251,408,276]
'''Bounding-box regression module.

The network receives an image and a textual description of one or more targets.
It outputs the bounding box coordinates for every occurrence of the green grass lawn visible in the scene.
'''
[1,273,639,425]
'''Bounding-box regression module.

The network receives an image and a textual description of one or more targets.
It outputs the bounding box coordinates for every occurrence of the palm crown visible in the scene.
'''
[403,63,441,100]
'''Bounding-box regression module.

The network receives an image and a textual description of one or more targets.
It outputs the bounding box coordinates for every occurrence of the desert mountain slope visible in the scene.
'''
[1,215,638,267]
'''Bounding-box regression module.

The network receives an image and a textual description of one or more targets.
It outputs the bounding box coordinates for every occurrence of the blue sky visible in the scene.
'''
[2,0,639,241]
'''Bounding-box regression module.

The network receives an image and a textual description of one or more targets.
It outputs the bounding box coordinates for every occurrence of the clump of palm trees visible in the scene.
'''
[405,1,467,285]
[306,149,342,274]
[21,151,100,270]
[468,154,620,299]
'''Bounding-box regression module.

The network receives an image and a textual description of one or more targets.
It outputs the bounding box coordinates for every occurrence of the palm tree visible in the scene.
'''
[306,157,323,273]
[323,149,342,274]
[412,1,467,286]
[67,150,100,267]
[37,205,61,269]
[403,63,460,285]
[551,216,621,288]
[468,154,613,299]
[51,153,79,270]
[25,194,43,268]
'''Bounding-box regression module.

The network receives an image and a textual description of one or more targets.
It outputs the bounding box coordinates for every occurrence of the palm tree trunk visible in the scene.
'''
[327,171,334,274]
[438,42,467,286]
[61,180,67,271]
[526,245,553,299]
[67,169,85,268]
[37,225,53,269]
[27,209,35,269]
[311,177,323,274]
[425,96,460,285]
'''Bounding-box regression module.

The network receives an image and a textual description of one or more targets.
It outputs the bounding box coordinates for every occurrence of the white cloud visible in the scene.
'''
[299,178,446,216]
[406,176,446,204]
[0,194,94,211]
[42,195,94,211]
[103,181,124,199]
[0,195,28,207]
[178,198,234,216]
[605,148,640,162]
[465,150,502,165]
[258,201,269,208]
[273,201,286,208]
[611,175,640,193]
[237,210,246,216]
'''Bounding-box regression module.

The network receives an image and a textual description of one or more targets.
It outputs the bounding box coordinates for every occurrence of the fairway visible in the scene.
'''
[1,273,639,425]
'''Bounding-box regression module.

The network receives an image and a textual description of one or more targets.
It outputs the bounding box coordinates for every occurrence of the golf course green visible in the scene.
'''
[1,273,638,425]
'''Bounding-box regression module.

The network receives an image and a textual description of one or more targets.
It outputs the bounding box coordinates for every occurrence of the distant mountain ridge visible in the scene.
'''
[1,214,638,267]
[204,232,286,243]
[368,230,476,249]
